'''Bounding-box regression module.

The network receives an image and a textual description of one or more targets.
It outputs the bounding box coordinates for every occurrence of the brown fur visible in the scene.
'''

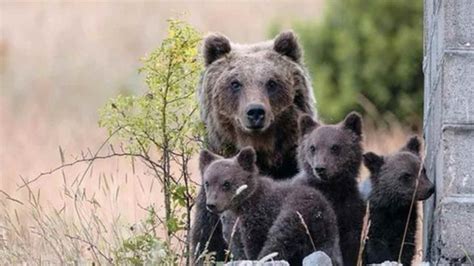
[192,31,316,261]
[200,147,342,265]
[198,30,315,177]
[363,136,435,266]
[293,112,366,266]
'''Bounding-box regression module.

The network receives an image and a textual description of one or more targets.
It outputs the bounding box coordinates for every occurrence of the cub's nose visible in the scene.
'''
[428,184,435,195]
[206,204,216,212]
[246,104,266,129]
[315,167,327,176]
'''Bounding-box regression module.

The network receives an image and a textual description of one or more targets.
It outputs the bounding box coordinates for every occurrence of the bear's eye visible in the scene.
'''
[266,79,279,94]
[205,181,209,188]
[230,81,242,92]
[309,145,316,154]
[222,181,231,191]
[330,145,340,154]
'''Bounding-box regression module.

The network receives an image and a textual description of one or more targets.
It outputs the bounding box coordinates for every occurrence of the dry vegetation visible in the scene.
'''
[0,1,423,264]
[0,103,417,264]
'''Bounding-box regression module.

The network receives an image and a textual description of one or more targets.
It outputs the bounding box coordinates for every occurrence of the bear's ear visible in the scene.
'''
[273,31,302,62]
[236,146,257,172]
[203,33,231,66]
[342,111,362,137]
[299,114,319,137]
[199,149,221,174]
[363,152,384,175]
[400,136,421,156]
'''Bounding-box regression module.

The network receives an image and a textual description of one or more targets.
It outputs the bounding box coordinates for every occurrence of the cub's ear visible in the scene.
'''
[199,149,221,174]
[342,111,362,137]
[363,152,384,175]
[401,136,421,156]
[237,146,257,172]
[203,33,231,66]
[273,31,302,62]
[299,114,319,137]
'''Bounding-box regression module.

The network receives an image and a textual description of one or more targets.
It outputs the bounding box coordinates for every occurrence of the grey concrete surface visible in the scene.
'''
[423,0,474,264]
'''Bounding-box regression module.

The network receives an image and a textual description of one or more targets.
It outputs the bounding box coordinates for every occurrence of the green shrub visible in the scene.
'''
[99,19,204,264]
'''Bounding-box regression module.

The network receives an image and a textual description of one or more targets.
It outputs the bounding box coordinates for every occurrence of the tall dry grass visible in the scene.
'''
[0,98,177,263]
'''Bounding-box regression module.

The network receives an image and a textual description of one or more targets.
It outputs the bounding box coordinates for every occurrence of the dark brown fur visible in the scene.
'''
[293,112,366,266]
[192,31,315,261]
[363,136,435,266]
[200,147,342,266]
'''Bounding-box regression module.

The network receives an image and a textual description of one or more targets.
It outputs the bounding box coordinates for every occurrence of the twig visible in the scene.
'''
[0,190,24,205]
[18,150,159,190]
[17,176,65,264]
[65,234,113,264]
[76,127,122,187]
[459,245,473,265]
[296,211,316,252]
[357,202,371,266]
[194,218,221,264]
[224,216,240,263]
[398,168,421,262]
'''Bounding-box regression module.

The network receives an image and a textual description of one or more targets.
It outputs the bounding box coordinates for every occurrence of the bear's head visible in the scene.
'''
[199,147,258,214]
[200,31,314,134]
[297,112,363,183]
[363,136,435,207]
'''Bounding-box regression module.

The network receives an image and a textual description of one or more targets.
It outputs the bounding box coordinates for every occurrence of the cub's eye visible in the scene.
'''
[205,181,209,188]
[230,81,242,92]
[330,145,340,154]
[309,145,316,154]
[400,173,411,181]
[266,79,279,93]
[222,181,231,191]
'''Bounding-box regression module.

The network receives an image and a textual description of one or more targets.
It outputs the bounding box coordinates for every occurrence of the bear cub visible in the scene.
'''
[363,136,435,266]
[200,147,342,266]
[293,112,366,266]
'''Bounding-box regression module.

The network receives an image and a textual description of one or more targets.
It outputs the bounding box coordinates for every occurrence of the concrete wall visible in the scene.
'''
[423,0,474,264]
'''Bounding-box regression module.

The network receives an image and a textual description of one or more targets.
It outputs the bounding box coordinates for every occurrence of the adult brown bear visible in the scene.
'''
[192,31,316,262]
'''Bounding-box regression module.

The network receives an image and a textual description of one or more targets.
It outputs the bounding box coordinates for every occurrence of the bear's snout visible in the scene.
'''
[206,202,224,214]
[416,183,435,200]
[314,166,326,175]
[245,103,266,130]
[416,172,435,200]
[314,166,329,181]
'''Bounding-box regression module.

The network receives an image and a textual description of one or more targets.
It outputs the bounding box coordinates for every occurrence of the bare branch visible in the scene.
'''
[18,150,158,190]
[65,234,113,264]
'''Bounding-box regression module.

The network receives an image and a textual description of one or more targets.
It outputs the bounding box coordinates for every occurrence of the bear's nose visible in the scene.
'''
[246,104,266,129]
[206,204,216,212]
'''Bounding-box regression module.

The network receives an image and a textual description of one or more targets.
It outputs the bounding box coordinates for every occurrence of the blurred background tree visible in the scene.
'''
[271,0,423,129]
